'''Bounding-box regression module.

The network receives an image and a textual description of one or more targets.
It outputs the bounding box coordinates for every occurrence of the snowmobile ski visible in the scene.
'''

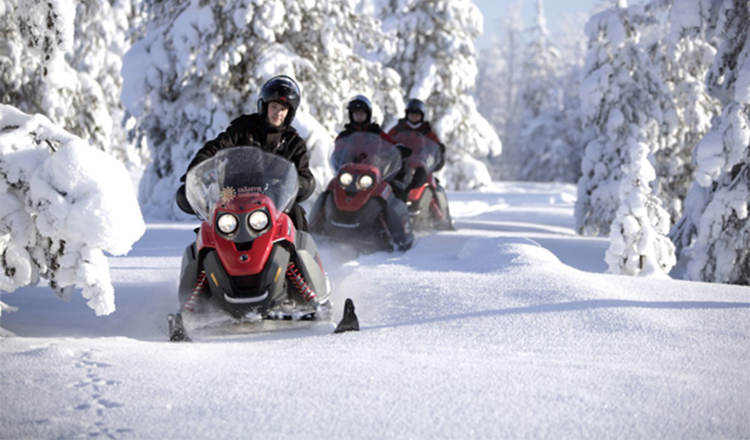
[167,313,191,342]
[334,298,360,333]
[167,298,357,341]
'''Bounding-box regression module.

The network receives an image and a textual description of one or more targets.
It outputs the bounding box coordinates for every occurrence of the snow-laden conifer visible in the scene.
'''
[577,2,671,235]
[376,0,501,189]
[1,0,136,163]
[577,2,636,236]
[651,1,720,224]
[577,1,676,275]
[675,0,750,284]
[476,4,523,180]
[0,105,145,315]
[517,1,582,183]
[68,0,143,167]
[605,140,675,276]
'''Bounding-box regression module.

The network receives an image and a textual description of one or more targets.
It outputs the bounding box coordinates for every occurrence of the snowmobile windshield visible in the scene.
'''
[185,146,299,221]
[389,131,441,173]
[331,132,402,181]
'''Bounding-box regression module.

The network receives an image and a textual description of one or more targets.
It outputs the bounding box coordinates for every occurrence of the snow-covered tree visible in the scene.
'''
[68,0,144,167]
[553,12,589,184]
[0,104,145,316]
[518,1,560,123]
[477,3,587,183]
[673,0,750,285]
[576,1,676,276]
[0,0,137,164]
[516,0,580,183]
[576,2,670,234]
[124,0,404,218]
[377,0,501,189]
[577,3,633,236]
[476,3,523,180]
[1,0,73,117]
[605,140,675,276]
[642,0,718,225]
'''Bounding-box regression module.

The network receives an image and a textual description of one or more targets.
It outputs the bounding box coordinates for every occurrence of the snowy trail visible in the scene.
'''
[1,182,749,439]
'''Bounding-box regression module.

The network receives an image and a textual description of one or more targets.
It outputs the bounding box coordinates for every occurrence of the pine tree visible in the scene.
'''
[477,3,586,183]
[476,3,523,180]
[577,1,676,276]
[0,0,135,163]
[676,0,750,285]
[377,0,501,189]
[577,2,633,236]
[605,140,676,276]
[550,10,588,184]
[577,2,669,233]
[647,1,719,224]
[517,0,579,183]
[68,0,143,167]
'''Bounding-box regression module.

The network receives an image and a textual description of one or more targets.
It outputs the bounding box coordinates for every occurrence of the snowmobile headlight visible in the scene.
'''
[339,172,354,187]
[248,210,269,231]
[217,213,239,234]
[358,174,374,189]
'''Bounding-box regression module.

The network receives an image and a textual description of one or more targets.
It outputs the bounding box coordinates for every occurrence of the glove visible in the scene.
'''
[175,184,196,215]
[395,143,412,159]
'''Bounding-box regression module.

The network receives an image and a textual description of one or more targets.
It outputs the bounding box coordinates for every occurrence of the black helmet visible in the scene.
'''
[405,98,426,119]
[347,95,372,124]
[257,75,301,126]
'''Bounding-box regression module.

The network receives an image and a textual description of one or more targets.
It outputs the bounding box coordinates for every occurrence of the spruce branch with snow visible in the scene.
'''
[0,105,145,315]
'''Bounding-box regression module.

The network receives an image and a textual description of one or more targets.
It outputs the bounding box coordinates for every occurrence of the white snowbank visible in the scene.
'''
[0,182,748,438]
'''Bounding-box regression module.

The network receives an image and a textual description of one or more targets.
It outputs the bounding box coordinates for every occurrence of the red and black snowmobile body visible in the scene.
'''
[176,147,330,322]
[308,131,414,252]
[389,131,454,230]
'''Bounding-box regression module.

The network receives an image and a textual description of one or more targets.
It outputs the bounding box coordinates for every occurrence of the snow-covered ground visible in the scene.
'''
[1,182,748,439]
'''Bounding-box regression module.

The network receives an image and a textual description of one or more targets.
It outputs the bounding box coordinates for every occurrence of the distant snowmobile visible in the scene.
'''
[389,131,454,230]
[308,131,414,252]
[169,146,358,341]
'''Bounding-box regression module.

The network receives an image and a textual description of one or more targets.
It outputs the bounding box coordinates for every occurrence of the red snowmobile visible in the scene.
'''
[308,132,414,252]
[169,146,358,341]
[389,131,454,230]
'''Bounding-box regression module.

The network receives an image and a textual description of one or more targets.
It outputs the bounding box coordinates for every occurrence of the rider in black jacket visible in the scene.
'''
[176,75,315,231]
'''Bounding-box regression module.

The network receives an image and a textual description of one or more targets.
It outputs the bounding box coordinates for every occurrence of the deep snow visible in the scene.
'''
[1,182,748,439]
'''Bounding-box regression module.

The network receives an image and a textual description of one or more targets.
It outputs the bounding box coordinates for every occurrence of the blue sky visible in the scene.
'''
[474,0,604,50]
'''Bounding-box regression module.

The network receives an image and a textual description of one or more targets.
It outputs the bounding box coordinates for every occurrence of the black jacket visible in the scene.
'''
[179,114,314,230]
[336,122,387,139]
[184,114,315,202]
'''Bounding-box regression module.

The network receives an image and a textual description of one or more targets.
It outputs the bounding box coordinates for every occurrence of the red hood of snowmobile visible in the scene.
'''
[197,193,295,277]
[331,163,391,212]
